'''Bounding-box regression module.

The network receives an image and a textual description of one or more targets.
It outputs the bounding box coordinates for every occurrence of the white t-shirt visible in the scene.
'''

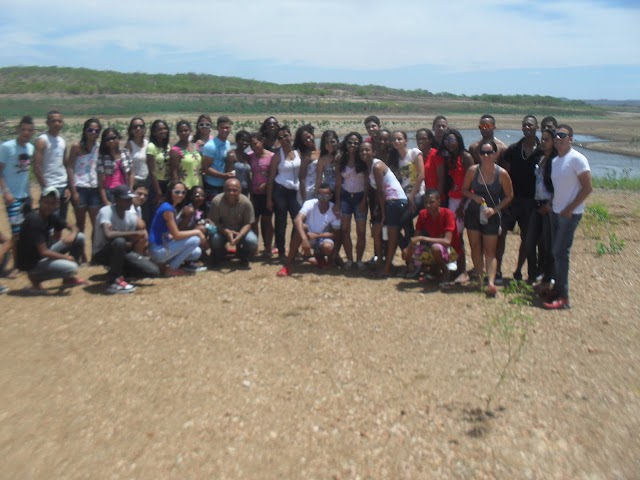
[127,139,149,180]
[93,204,139,254]
[551,148,591,214]
[299,199,340,233]
[398,147,425,195]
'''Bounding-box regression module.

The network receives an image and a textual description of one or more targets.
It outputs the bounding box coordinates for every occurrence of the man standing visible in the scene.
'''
[276,183,340,277]
[16,187,86,293]
[0,115,35,277]
[208,178,257,266]
[202,116,234,203]
[33,110,69,221]
[92,184,160,294]
[496,115,540,283]
[468,114,508,164]
[544,125,592,309]
[363,115,381,142]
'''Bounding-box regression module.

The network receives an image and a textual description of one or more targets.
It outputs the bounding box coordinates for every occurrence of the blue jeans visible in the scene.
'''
[209,230,258,263]
[149,235,202,270]
[551,212,582,300]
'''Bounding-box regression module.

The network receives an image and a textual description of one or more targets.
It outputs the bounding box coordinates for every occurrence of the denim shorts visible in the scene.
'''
[340,189,367,221]
[384,199,409,228]
[75,187,102,208]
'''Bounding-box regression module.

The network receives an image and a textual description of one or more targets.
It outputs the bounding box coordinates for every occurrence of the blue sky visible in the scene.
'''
[1,0,639,100]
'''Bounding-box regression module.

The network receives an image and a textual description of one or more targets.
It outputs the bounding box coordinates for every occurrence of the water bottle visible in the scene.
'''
[382,225,389,241]
[480,202,489,225]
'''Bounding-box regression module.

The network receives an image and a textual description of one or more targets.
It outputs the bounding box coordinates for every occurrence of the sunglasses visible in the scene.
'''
[105,136,118,142]
[317,194,331,201]
[277,134,290,140]
[478,124,494,130]
[479,150,496,156]
[555,132,570,139]
[132,124,145,130]
[86,128,100,134]
[347,141,360,146]
[198,123,212,128]
[172,189,186,196]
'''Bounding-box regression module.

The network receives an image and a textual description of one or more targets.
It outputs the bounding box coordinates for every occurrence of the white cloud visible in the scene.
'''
[0,0,639,72]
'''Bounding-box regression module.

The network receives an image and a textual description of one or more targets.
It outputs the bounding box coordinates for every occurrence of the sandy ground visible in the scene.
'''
[1,189,639,479]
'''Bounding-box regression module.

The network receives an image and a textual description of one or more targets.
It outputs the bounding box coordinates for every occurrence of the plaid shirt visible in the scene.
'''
[97,148,132,177]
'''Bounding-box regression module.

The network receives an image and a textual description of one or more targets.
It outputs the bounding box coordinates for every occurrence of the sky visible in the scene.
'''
[1,0,639,100]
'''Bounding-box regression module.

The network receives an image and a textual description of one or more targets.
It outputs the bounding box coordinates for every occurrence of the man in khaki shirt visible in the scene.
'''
[207,178,257,267]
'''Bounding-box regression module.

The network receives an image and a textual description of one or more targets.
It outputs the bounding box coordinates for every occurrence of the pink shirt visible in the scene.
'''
[249,150,274,194]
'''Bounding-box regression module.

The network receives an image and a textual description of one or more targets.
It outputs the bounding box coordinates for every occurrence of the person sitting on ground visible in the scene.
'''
[16,187,87,293]
[177,185,212,258]
[207,178,257,267]
[276,183,340,277]
[403,189,463,284]
[92,184,160,294]
[148,180,205,276]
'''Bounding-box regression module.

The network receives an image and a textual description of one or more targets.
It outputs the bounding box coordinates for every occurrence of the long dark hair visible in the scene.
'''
[192,114,213,143]
[438,128,467,167]
[166,180,188,208]
[99,128,121,156]
[319,130,339,156]
[80,117,101,151]
[126,117,145,142]
[339,132,366,173]
[149,120,170,150]
[293,124,316,153]
[387,130,409,175]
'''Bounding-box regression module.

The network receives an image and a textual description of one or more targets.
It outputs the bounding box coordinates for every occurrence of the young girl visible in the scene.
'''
[334,132,368,270]
[169,120,202,189]
[226,130,252,197]
[97,127,133,205]
[149,180,205,276]
[295,124,319,202]
[249,132,275,256]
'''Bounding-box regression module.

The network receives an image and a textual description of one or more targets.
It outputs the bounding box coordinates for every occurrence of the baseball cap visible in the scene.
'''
[113,184,135,200]
[41,186,60,199]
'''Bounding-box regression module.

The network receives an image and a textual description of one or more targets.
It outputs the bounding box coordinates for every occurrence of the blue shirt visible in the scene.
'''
[149,202,175,246]
[202,137,230,187]
[0,139,34,198]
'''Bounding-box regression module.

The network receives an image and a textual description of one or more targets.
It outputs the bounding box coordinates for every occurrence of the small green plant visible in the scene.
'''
[484,280,534,412]
[582,202,611,240]
[596,232,625,255]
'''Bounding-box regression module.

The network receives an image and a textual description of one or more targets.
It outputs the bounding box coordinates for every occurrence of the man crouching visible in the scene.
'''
[276,184,340,277]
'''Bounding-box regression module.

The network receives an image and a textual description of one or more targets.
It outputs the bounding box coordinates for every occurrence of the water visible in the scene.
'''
[408,130,640,179]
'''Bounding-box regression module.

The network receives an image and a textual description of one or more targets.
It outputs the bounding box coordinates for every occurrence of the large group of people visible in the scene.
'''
[0,111,592,309]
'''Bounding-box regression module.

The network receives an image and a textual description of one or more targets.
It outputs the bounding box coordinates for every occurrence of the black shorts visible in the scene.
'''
[252,193,272,217]
[503,197,536,232]
[465,203,501,236]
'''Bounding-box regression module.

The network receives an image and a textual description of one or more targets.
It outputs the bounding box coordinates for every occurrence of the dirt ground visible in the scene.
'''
[1,188,639,479]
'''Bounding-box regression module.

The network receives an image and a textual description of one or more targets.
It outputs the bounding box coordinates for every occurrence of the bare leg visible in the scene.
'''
[466,229,484,276]
[355,219,366,262]
[341,215,353,263]
[484,234,499,287]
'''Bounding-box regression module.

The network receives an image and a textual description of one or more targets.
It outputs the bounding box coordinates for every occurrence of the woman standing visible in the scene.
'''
[361,141,408,277]
[226,130,252,197]
[462,140,513,296]
[266,126,301,259]
[527,128,557,290]
[149,180,205,276]
[440,129,474,282]
[125,117,151,224]
[419,128,446,200]
[249,132,275,256]
[169,120,202,190]
[146,119,171,205]
[97,127,133,205]
[315,130,340,193]
[67,117,101,260]
[334,132,368,270]
[295,124,320,202]
[192,114,214,153]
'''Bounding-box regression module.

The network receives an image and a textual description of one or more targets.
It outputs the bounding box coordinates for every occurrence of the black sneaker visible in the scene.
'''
[495,271,504,285]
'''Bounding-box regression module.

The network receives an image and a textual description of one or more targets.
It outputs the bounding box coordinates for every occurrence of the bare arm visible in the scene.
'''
[0,163,14,204]
[265,153,280,211]
[462,166,483,205]
[560,171,592,218]
[66,144,80,202]
[163,209,204,241]
[169,149,181,182]
[33,137,47,188]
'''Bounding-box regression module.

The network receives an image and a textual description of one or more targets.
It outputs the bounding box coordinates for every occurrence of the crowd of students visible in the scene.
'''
[0,111,592,308]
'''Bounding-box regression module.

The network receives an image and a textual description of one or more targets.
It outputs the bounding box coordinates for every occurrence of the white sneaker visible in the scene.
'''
[183,261,207,273]
[106,277,136,294]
